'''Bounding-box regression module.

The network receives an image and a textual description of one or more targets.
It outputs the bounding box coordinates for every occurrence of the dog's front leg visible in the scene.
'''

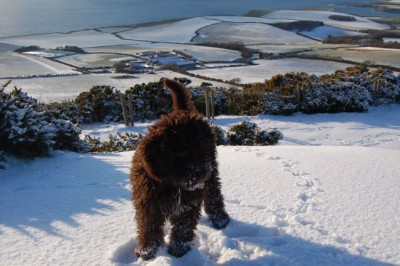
[168,197,202,257]
[134,203,166,260]
[203,167,230,229]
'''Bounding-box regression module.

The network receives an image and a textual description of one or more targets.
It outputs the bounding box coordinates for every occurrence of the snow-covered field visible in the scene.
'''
[58,53,136,68]
[193,22,317,45]
[7,71,232,103]
[264,10,390,31]
[0,52,77,77]
[120,18,219,43]
[299,26,366,41]
[0,30,135,49]
[300,48,400,69]
[190,58,352,84]
[1,105,400,265]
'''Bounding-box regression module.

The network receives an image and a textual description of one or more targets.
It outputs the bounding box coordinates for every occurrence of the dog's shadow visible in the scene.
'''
[110,218,392,266]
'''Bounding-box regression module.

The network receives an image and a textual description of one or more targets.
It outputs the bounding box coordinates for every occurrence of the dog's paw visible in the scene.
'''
[210,211,230,229]
[168,242,192,258]
[134,245,158,261]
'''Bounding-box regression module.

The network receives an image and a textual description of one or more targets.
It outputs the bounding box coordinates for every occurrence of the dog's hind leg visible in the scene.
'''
[167,198,202,257]
[203,167,230,229]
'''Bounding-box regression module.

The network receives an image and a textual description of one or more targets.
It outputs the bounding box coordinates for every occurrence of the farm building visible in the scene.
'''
[150,56,197,70]
[129,61,151,72]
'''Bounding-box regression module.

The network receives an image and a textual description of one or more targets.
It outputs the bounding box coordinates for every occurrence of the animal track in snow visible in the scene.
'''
[273,157,370,255]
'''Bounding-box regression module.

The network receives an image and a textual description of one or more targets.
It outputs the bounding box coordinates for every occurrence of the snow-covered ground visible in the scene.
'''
[264,10,390,31]
[120,18,219,43]
[0,52,77,77]
[300,48,400,69]
[7,71,232,103]
[299,26,366,41]
[189,58,352,84]
[193,22,317,45]
[1,105,400,265]
[0,30,136,49]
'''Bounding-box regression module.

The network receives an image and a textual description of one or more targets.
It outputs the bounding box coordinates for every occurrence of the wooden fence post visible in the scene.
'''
[210,89,215,119]
[128,93,134,126]
[373,79,381,97]
[204,88,210,119]
[120,94,129,126]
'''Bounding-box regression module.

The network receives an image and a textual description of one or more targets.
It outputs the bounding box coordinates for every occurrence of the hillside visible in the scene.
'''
[1,107,399,265]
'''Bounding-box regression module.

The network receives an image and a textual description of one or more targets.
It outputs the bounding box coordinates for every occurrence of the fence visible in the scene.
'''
[120,88,216,126]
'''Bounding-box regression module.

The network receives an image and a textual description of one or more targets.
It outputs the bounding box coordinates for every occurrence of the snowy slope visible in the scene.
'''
[189,58,351,84]
[264,10,390,31]
[300,26,366,41]
[193,22,316,45]
[120,18,219,43]
[1,106,400,265]
[1,147,399,265]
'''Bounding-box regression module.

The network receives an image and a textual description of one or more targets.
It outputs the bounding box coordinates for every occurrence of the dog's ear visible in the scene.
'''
[141,135,175,181]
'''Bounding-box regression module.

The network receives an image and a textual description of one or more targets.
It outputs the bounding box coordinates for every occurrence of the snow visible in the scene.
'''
[7,71,231,103]
[119,18,219,43]
[383,38,400,43]
[189,58,351,84]
[300,26,366,41]
[193,22,317,45]
[203,16,294,24]
[0,52,77,77]
[264,10,390,31]
[1,105,400,265]
[0,30,135,49]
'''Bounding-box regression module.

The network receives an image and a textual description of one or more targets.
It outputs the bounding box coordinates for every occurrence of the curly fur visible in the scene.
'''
[130,78,229,260]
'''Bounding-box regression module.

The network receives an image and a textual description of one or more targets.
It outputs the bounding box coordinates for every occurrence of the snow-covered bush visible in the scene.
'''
[126,80,172,120]
[0,87,86,158]
[84,132,143,153]
[301,83,371,113]
[227,121,283,146]
[255,128,283,145]
[50,118,88,153]
[262,93,298,115]
[211,125,227,145]
[227,121,257,145]
[75,85,123,123]
[0,88,54,157]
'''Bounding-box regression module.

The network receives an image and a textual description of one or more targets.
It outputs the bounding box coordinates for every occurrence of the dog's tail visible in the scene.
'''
[163,78,195,112]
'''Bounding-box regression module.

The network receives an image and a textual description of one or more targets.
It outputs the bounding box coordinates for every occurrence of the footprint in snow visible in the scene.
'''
[109,238,138,264]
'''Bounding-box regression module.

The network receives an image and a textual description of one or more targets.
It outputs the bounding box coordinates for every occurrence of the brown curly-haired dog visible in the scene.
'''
[130,78,229,260]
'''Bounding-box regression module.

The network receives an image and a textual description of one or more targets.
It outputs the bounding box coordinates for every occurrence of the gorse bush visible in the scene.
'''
[84,132,143,153]
[0,86,87,159]
[225,121,283,146]
[211,125,227,145]
[227,121,258,146]
[38,66,400,125]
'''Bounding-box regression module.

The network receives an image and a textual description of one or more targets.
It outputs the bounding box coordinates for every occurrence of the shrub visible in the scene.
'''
[273,20,324,32]
[227,121,258,145]
[126,80,172,120]
[328,15,356,21]
[211,125,227,145]
[0,87,86,158]
[227,121,283,146]
[301,84,371,113]
[84,132,143,153]
[262,93,298,115]
[255,128,283,145]
[0,88,55,157]
[75,85,123,123]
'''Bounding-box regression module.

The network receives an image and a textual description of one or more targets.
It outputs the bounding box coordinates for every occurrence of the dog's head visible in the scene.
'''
[140,111,215,190]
